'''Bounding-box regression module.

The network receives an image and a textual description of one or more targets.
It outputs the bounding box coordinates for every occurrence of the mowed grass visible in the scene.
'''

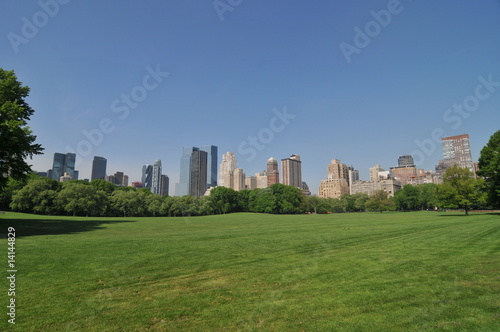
[0,212,499,331]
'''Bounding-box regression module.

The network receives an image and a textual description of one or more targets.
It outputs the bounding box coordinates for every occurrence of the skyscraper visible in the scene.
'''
[441,134,474,172]
[176,147,197,196]
[91,156,107,181]
[219,152,238,187]
[398,155,415,167]
[160,175,169,196]
[190,149,208,198]
[233,168,246,191]
[151,159,162,195]
[50,152,78,181]
[176,145,217,196]
[318,159,350,198]
[281,154,302,188]
[266,157,279,187]
[142,164,153,189]
[201,145,218,189]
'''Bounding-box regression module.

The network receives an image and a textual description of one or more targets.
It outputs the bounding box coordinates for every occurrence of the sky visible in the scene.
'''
[2,0,500,194]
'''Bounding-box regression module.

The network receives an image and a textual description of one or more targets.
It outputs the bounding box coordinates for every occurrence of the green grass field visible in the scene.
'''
[1,211,499,331]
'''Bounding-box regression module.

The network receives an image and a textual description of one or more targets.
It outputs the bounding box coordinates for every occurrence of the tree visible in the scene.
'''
[89,179,116,195]
[111,190,142,217]
[248,188,277,214]
[393,184,420,211]
[478,130,500,208]
[10,177,60,213]
[270,183,305,214]
[208,186,241,214]
[57,182,107,216]
[352,193,369,212]
[306,196,322,214]
[0,173,38,210]
[365,190,395,213]
[146,194,163,217]
[437,165,487,215]
[418,183,438,210]
[0,69,43,189]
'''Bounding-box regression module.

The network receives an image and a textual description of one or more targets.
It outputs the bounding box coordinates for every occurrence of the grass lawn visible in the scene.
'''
[0,211,499,331]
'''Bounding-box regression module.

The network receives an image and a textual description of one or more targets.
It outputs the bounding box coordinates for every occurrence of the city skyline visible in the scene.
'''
[37,130,483,197]
[5,1,499,193]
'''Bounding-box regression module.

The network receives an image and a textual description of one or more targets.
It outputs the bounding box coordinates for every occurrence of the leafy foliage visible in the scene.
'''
[365,190,396,213]
[436,165,487,215]
[478,130,500,208]
[0,69,43,189]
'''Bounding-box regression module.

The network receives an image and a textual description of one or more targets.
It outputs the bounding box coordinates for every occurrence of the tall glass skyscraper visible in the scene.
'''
[190,150,208,198]
[176,145,218,196]
[51,153,78,181]
[176,147,198,196]
[201,145,218,189]
[142,164,153,189]
[151,159,162,195]
[91,156,107,180]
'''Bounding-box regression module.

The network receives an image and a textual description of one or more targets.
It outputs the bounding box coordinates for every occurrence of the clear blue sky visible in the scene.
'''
[2,0,500,194]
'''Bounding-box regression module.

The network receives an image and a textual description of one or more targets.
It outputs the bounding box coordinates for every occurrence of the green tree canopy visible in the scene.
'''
[57,182,108,217]
[10,177,60,214]
[437,165,487,215]
[478,130,500,208]
[365,190,395,213]
[394,184,420,211]
[0,69,43,189]
[208,186,241,214]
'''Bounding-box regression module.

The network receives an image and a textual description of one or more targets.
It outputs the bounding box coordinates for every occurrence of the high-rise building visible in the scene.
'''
[142,164,153,190]
[318,159,350,198]
[369,164,385,182]
[266,157,279,187]
[233,168,246,191]
[348,166,360,189]
[256,171,268,189]
[160,175,169,196]
[201,145,218,189]
[245,176,257,190]
[151,159,162,195]
[190,150,208,199]
[219,152,238,187]
[176,145,217,196]
[114,171,124,186]
[91,156,107,181]
[441,134,474,172]
[281,154,302,188]
[50,153,78,181]
[176,147,197,196]
[398,155,415,167]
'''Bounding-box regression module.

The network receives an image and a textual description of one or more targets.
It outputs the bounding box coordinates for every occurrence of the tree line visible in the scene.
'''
[0,162,492,217]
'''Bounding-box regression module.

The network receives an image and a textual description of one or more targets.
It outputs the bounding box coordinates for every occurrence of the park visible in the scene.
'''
[1,211,498,331]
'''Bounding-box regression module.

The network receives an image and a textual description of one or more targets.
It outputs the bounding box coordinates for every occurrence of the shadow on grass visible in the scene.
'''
[438,212,500,217]
[0,216,136,238]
